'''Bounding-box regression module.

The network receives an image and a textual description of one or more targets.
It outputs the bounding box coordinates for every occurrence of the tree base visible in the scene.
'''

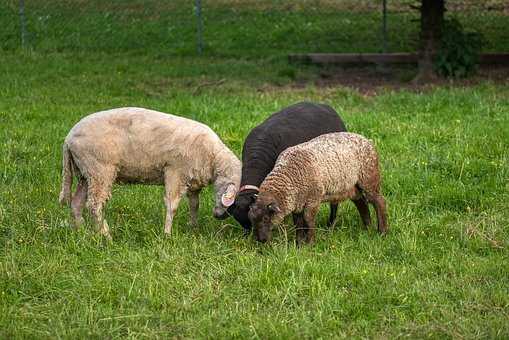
[412,69,440,84]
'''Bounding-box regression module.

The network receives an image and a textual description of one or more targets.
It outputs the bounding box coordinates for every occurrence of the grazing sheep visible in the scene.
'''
[59,107,241,239]
[248,132,387,244]
[227,101,370,233]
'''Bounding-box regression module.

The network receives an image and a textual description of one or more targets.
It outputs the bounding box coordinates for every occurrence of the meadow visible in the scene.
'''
[1,1,509,338]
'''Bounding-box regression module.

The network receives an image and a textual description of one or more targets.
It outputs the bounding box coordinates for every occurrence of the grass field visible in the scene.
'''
[1,1,509,338]
[1,51,508,338]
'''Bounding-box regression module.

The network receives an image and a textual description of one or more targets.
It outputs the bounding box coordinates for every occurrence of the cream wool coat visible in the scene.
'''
[59,107,241,238]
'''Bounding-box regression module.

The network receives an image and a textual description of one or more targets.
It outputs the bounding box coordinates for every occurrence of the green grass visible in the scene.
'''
[1,51,508,338]
[1,0,509,337]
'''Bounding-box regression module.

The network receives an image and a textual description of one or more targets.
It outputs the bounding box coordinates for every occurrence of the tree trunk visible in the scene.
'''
[413,0,445,83]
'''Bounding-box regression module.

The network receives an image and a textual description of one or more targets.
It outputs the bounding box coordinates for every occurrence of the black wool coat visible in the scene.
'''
[228,101,348,232]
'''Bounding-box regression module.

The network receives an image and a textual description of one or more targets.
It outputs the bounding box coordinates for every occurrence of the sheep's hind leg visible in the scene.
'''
[187,190,200,227]
[71,178,88,228]
[370,194,388,234]
[352,197,371,228]
[163,173,186,235]
[87,174,115,240]
[327,203,338,227]
[362,189,388,234]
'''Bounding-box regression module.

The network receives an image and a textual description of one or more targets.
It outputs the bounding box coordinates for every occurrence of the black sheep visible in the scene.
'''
[226,101,369,233]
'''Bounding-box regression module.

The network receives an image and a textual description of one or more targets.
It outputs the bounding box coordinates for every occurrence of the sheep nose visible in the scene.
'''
[256,233,268,243]
[213,207,228,219]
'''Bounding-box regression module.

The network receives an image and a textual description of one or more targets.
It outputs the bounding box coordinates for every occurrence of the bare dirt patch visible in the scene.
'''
[298,64,509,95]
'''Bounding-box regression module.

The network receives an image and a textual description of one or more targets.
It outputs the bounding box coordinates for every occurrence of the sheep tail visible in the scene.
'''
[59,143,74,206]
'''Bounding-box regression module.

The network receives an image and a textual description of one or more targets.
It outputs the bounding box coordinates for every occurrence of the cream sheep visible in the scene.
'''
[248,132,387,244]
[59,107,241,239]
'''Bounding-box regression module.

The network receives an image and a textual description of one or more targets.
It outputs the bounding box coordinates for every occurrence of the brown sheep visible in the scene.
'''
[248,132,387,244]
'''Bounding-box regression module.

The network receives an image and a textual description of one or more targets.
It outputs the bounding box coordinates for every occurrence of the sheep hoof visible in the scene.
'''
[72,218,84,229]
[98,222,112,241]
[100,231,112,241]
[59,196,71,207]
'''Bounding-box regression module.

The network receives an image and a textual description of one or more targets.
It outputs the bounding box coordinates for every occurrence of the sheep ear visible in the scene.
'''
[267,202,280,214]
[221,184,237,207]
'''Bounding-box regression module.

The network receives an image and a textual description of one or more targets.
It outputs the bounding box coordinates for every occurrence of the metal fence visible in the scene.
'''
[2,0,508,56]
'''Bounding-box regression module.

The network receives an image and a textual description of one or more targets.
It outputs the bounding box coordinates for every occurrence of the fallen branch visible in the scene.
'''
[192,78,226,95]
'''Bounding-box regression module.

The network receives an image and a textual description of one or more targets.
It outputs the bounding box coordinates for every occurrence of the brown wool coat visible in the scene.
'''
[253,132,387,243]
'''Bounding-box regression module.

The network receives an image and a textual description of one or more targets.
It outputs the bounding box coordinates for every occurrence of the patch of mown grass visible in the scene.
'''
[0,50,508,338]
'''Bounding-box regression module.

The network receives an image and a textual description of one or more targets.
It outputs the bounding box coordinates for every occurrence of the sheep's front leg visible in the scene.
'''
[293,212,307,245]
[187,190,200,227]
[328,203,338,227]
[163,173,186,235]
[303,205,319,244]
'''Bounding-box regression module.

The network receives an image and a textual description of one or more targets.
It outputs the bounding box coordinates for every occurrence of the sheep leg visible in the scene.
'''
[303,205,319,245]
[293,212,307,245]
[362,186,388,234]
[187,190,200,227]
[163,174,186,235]
[87,174,115,240]
[352,198,371,228]
[327,203,338,227]
[91,205,111,240]
[370,194,388,234]
[70,178,88,228]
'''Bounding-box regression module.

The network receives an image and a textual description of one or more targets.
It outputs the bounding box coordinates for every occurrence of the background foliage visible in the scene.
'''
[435,18,485,78]
[1,0,508,55]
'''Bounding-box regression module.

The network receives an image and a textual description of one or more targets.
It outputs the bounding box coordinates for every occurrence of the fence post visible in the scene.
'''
[19,0,28,47]
[195,0,203,54]
[377,0,389,73]
[382,0,387,53]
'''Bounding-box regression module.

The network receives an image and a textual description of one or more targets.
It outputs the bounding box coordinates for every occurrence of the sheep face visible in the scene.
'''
[248,197,281,243]
[213,180,237,219]
[227,192,257,232]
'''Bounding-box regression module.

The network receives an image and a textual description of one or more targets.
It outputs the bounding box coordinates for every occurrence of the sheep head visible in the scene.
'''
[248,193,281,243]
[212,178,237,220]
[227,189,259,233]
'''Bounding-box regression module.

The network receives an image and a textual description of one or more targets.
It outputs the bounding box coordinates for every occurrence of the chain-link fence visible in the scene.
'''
[2,0,508,57]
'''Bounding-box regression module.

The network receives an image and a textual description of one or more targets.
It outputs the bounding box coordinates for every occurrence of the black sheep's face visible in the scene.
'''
[227,192,256,232]
[248,200,281,243]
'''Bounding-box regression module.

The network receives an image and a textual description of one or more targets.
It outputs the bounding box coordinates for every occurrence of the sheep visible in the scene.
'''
[59,107,241,239]
[248,132,387,244]
[227,101,370,233]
